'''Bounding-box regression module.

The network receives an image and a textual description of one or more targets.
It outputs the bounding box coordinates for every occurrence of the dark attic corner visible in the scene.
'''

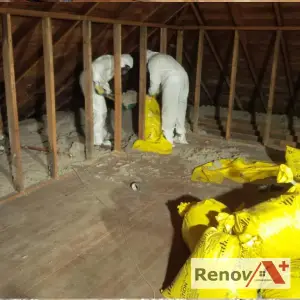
[0,2,300,299]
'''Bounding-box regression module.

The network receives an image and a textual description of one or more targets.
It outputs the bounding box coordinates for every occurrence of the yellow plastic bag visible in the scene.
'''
[132,96,172,155]
[191,157,280,184]
[286,145,300,181]
[261,260,300,299]
[178,199,229,252]
[161,227,257,299]
[219,185,300,258]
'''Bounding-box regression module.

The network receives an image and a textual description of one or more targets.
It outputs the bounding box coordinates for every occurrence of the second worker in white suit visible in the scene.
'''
[80,54,134,147]
[146,50,189,146]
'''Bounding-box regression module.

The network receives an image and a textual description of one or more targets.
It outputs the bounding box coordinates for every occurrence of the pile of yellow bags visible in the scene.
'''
[162,146,300,299]
[132,96,172,155]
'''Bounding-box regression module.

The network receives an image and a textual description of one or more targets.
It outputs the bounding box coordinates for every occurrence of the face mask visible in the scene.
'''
[121,65,131,75]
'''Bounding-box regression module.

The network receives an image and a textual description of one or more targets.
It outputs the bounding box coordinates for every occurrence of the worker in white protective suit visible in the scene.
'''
[146,50,189,146]
[79,54,134,147]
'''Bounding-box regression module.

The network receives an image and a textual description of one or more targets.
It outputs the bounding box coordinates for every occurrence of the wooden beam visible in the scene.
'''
[42,17,58,179]
[182,45,213,104]
[263,31,281,146]
[176,30,183,64]
[2,13,24,192]
[181,25,300,31]
[160,27,167,53]
[82,20,94,159]
[113,24,122,152]
[228,3,266,112]
[0,7,182,29]
[273,3,294,102]
[193,29,204,132]
[139,26,147,140]
[1,8,300,31]
[191,3,244,111]
[226,30,239,140]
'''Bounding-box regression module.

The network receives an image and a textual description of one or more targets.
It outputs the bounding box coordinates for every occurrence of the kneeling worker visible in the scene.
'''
[146,50,189,146]
[80,54,133,147]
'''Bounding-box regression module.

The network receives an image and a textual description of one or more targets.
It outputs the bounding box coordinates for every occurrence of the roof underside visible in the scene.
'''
[1,2,300,120]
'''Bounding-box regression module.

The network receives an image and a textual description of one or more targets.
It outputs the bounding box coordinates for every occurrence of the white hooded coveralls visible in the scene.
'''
[146,50,189,145]
[79,54,133,146]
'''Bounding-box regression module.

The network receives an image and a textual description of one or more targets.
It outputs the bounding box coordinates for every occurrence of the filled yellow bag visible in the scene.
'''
[161,227,257,299]
[261,260,300,299]
[191,157,280,184]
[286,145,300,182]
[178,199,229,252]
[132,96,172,155]
[217,185,300,258]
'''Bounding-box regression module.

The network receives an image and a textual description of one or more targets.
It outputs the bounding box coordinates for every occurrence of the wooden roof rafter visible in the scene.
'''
[227,3,267,113]
[191,2,244,111]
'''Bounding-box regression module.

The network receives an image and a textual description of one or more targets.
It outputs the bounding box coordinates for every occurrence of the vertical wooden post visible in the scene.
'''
[138,26,147,140]
[193,29,204,132]
[82,20,94,159]
[0,115,3,139]
[113,23,122,152]
[160,27,167,54]
[42,17,58,179]
[176,30,183,64]
[263,31,281,146]
[2,13,24,191]
[226,30,239,140]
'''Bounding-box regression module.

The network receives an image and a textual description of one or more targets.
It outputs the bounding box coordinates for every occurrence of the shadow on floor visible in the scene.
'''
[264,146,285,164]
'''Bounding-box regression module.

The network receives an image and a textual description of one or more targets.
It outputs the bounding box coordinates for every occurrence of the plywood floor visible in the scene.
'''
[0,136,285,298]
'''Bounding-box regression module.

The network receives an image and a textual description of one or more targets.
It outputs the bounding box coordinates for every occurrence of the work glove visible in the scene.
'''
[95,85,105,95]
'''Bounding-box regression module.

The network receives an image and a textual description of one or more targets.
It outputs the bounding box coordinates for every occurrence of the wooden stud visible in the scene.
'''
[138,26,147,140]
[263,31,281,146]
[273,3,294,109]
[176,30,183,64]
[191,3,244,111]
[82,20,94,159]
[113,24,122,152]
[2,13,24,191]
[228,3,266,112]
[0,115,3,138]
[42,17,58,178]
[160,27,167,54]
[226,30,239,140]
[193,29,204,132]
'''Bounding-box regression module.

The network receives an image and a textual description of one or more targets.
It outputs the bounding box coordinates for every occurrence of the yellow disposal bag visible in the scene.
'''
[161,227,257,299]
[191,157,280,184]
[219,185,300,258]
[178,199,229,252]
[261,260,300,299]
[132,96,172,155]
[285,145,300,182]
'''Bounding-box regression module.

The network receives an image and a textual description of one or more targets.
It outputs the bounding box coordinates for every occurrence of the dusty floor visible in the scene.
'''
[0,133,286,298]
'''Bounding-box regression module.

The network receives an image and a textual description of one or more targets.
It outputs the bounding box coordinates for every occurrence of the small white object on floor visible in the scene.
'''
[0,134,4,141]
[130,182,139,191]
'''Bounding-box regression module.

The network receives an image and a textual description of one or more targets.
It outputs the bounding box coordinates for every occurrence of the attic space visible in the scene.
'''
[0,2,299,298]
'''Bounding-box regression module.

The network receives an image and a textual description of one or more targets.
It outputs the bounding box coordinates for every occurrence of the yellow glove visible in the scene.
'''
[95,85,105,95]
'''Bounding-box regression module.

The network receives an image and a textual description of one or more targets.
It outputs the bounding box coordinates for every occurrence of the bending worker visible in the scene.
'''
[146,50,189,146]
[80,54,133,147]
